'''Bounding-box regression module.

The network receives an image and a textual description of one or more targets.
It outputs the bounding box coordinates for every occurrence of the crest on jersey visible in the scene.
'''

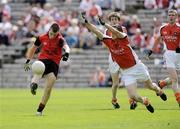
[174,32,177,36]
[43,42,47,45]
[162,31,167,35]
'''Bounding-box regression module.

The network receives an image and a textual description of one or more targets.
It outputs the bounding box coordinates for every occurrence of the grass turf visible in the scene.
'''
[0,88,180,129]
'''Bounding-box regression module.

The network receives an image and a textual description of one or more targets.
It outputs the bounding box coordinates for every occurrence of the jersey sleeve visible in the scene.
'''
[102,34,111,39]
[159,23,167,36]
[34,37,41,47]
[102,34,112,46]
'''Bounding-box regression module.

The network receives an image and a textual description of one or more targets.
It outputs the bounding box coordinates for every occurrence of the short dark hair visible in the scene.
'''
[108,12,121,21]
[50,23,60,33]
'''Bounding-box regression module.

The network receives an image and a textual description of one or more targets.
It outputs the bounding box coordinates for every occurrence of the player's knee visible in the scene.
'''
[48,73,56,82]
[112,83,118,88]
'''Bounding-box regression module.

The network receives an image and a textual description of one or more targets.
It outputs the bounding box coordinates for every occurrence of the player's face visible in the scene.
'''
[109,17,120,26]
[168,12,177,24]
[49,29,59,39]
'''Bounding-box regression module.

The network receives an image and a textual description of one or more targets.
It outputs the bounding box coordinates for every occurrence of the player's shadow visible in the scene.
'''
[155,108,179,110]
[20,114,46,117]
[88,108,118,111]
[136,108,179,111]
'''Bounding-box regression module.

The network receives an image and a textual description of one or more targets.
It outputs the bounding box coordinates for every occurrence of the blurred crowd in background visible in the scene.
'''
[0,0,180,87]
[0,0,179,52]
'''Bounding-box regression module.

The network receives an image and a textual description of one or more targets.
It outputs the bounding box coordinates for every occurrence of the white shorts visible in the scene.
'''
[164,50,180,69]
[108,54,120,74]
[121,62,151,86]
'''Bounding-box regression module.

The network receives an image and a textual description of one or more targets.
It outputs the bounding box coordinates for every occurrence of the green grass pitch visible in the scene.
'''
[0,88,180,129]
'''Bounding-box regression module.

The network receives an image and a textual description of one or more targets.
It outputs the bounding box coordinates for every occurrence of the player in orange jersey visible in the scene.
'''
[81,13,167,113]
[105,12,137,109]
[146,9,180,107]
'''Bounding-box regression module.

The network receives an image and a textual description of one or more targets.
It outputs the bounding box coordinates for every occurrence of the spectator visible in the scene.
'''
[79,25,96,49]
[152,17,164,53]
[128,15,141,36]
[89,66,106,87]
[0,4,3,22]
[1,0,11,17]
[79,0,93,12]
[0,14,12,41]
[131,28,145,50]
[0,24,10,46]
[143,32,154,50]
[88,2,102,17]
[24,0,46,8]
[15,21,25,37]
[96,0,111,10]
[111,0,126,11]
[156,0,169,9]
[144,0,157,9]
[65,18,79,48]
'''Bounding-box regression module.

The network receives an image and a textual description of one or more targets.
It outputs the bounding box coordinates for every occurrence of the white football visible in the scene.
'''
[32,61,45,75]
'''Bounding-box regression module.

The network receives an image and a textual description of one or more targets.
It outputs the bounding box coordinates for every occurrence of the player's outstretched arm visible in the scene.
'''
[81,13,104,40]
[98,16,126,39]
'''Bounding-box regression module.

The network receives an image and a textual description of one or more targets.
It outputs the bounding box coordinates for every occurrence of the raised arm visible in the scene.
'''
[98,16,126,39]
[81,13,104,40]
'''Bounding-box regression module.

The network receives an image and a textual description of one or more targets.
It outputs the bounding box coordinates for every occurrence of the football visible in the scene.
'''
[32,61,45,75]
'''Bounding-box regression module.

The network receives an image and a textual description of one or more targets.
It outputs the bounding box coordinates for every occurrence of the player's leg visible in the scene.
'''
[30,74,42,95]
[129,98,137,110]
[158,51,175,88]
[144,78,167,101]
[126,83,154,113]
[167,68,180,107]
[111,72,120,109]
[37,73,56,115]
[108,56,121,109]
[158,77,172,89]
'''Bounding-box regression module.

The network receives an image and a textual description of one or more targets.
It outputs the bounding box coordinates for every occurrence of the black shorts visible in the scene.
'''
[39,59,59,77]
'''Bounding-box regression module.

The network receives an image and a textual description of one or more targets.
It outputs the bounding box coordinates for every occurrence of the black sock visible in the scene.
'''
[37,103,45,112]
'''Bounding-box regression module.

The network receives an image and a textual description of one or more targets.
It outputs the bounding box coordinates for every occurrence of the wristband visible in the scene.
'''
[26,59,30,64]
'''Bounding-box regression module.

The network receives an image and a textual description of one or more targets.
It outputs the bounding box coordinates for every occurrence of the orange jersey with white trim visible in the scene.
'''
[103,35,137,69]
[160,23,180,50]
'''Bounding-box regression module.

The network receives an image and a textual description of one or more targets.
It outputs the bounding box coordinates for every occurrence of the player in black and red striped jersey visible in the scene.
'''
[24,23,70,115]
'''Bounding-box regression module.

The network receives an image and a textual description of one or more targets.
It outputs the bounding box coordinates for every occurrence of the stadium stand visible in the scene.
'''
[0,0,179,88]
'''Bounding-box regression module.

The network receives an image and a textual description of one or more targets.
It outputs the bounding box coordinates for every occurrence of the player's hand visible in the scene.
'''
[144,49,153,60]
[98,16,105,26]
[81,12,88,23]
[24,62,31,71]
[62,53,69,61]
